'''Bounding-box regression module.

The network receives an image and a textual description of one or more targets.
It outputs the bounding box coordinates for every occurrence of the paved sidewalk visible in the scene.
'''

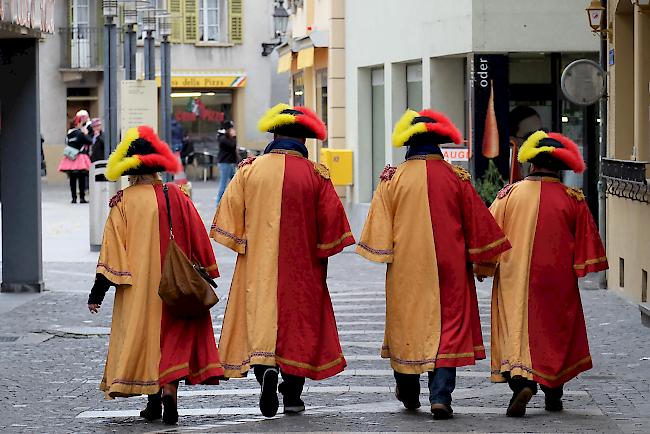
[0,182,649,433]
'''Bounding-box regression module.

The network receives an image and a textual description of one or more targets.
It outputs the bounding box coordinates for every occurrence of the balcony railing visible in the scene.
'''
[60,26,103,70]
[601,158,649,203]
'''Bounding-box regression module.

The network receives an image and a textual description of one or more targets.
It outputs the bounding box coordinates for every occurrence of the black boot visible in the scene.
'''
[542,385,564,412]
[162,394,178,425]
[279,381,305,414]
[71,197,77,204]
[259,368,279,417]
[139,392,162,421]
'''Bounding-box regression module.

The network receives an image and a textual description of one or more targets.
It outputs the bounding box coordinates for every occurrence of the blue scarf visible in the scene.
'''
[264,138,309,158]
[405,143,443,160]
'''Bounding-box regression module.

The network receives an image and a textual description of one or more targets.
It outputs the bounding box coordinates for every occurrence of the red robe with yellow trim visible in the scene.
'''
[356,155,511,374]
[97,182,223,398]
[211,151,354,380]
[481,177,608,388]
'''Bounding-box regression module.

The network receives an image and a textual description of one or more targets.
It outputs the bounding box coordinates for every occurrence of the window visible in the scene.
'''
[406,63,423,111]
[293,72,305,106]
[371,68,385,191]
[199,0,220,42]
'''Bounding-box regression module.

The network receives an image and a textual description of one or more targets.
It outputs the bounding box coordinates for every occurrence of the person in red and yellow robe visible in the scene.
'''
[476,130,608,417]
[87,126,223,425]
[211,104,354,417]
[356,109,511,420]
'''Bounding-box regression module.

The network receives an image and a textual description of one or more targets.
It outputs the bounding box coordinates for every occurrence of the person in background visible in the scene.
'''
[89,118,105,163]
[76,109,93,137]
[171,118,184,154]
[476,130,607,417]
[58,115,92,203]
[508,106,542,183]
[215,120,237,205]
[40,134,47,178]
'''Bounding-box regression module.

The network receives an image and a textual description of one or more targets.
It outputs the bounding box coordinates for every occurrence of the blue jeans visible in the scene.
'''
[216,163,236,205]
[394,367,456,405]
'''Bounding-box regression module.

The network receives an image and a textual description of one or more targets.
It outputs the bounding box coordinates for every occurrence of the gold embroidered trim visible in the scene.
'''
[452,165,471,181]
[566,187,586,201]
[314,162,331,179]
[159,362,223,380]
[574,257,608,270]
[468,237,508,255]
[317,232,353,250]
[406,154,444,161]
[270,149,304,157]
[275,354,345,372]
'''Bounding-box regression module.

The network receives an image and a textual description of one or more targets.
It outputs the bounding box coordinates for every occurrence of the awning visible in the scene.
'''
[277,52,292,73]
[297,47,315,70]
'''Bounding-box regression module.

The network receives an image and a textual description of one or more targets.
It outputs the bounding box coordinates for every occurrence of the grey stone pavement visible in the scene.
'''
[0,182,649,433]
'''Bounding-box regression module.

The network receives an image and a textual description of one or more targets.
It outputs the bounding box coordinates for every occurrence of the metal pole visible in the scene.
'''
[160,35,172,145]
[144,31,155,80]
[124,24,136,80]
[598,0,608,289]
[103,16,118,159]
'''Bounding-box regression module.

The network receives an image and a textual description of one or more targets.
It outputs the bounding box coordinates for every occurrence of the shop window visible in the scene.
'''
[172,91,233,151]
[293,72,305,106]
[371,68,385,191]
[406,63,423,111]
[316,69,328,145]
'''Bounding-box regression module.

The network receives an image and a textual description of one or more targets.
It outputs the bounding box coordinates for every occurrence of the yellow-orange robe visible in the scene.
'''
[356,155,511,374]
[97,182,222,399]
[211,151,354,380]
[480,176,608,388]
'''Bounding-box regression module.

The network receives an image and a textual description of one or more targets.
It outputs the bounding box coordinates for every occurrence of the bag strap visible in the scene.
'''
[162,184,174,240]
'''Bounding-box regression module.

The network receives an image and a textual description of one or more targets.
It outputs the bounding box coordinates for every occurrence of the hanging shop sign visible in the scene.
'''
[156,73,247,89]
[472,54,510,183]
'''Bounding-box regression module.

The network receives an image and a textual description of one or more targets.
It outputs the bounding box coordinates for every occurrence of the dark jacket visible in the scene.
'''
[216,133,238,164]
[66,128,92,153]
[90,132,105,162]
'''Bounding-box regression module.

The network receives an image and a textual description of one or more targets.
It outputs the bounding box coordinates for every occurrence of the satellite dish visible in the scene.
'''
[561,59,606,106]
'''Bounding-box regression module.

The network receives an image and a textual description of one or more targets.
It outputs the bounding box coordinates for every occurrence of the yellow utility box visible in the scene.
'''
[320,149,353,186]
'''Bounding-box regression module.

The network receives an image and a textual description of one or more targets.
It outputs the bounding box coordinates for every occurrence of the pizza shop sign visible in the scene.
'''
[1,0,56,33]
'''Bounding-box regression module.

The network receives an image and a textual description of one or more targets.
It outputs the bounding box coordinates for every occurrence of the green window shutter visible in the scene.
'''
[184,0,199,43]
[168,0,183,43]
[230,0,243,44]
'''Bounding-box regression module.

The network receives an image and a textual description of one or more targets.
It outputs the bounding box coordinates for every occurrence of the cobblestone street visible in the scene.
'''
[1,184,649,433]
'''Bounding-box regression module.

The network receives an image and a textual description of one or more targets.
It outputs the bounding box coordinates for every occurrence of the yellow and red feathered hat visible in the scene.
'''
[392,109,463,148]
[258,103,327,140]
[518,130,585,173]
[105,125,181,181]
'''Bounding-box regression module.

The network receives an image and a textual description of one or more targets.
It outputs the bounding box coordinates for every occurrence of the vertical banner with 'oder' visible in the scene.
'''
[472,54,510,181]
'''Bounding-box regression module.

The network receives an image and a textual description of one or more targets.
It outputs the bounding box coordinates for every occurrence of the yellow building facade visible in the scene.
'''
[606,1,650,310]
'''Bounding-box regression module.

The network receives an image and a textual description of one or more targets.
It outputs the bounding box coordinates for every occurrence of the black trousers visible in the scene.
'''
[253,365,305,399]
[68,172,87,200]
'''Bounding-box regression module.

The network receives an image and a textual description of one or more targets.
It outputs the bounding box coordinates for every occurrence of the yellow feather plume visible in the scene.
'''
[258,103,294,133]
[392,109,422,147]
[518,130,555,163]
[105,127,142,181]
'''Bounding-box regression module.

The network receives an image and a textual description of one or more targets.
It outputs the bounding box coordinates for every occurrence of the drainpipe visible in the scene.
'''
[598,0,608,289]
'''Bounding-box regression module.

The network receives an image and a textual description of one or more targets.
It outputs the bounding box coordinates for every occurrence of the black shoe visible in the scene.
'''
[161,394,178,425]
[80,198,88,204]
[71,198,77,204]
[139,393,162,421]
[506,387,534,417]
[283,396,306,414]
[395,385,421,410]
[259,368,279,417]
[430,403,453,420]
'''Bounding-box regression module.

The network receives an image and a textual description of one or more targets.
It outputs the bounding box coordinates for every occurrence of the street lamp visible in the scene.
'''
[102,0,119,158]
[262,0,290,56]
[274,0,290,37]
[142,7,156,80]
[586,0,605,32]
